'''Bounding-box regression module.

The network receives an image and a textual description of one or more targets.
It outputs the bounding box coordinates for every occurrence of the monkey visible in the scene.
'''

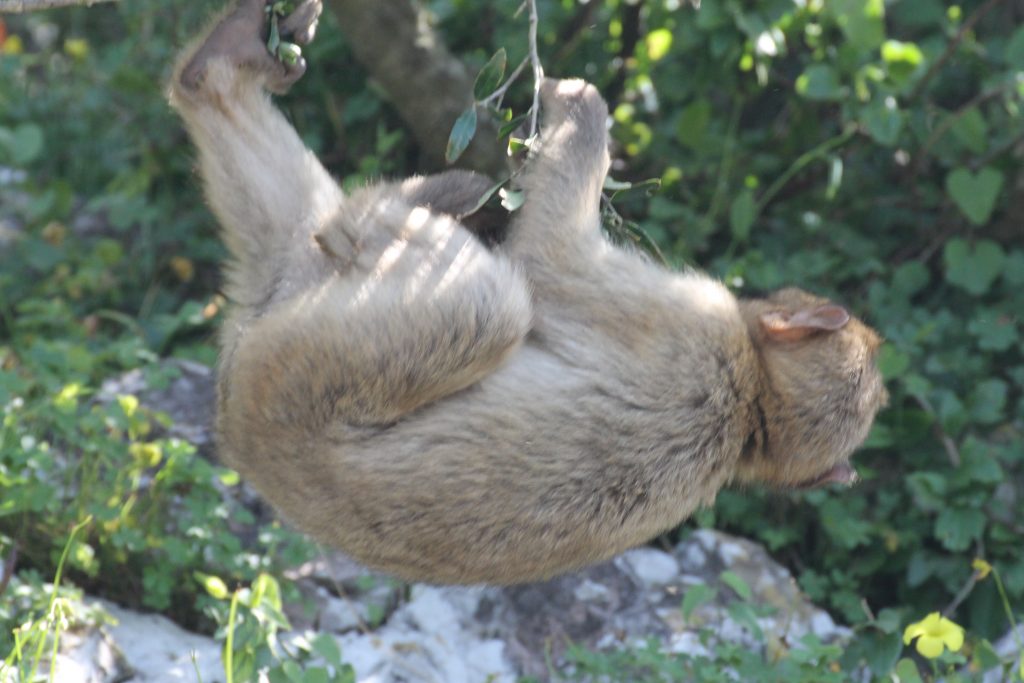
[168,0,888,585]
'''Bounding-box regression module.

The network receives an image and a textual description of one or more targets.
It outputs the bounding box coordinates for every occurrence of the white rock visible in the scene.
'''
[679,543,707,570]
[102,601,223,683]
[619,548,679,586]
[668,631,711,658]
[716,540,749,565]
[810,610,838,640]
[573,579,611,602]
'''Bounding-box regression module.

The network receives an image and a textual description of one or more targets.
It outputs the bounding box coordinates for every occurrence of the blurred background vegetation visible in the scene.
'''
[0,0,1021,679]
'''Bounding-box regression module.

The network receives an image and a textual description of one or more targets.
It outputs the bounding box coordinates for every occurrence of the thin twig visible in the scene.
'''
[943,541,985,617]
[754,124,857,215]
[0,545,17,596]
[0,0,115,12]
[481,57,529,109]
[912,394,962,467]
[910,84,1009,179]
[526,0,544,138]
[972,127,1024,171]
[907,0,1008,102]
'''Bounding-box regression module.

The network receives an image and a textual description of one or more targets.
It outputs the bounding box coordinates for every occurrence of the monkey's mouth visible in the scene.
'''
[795,462,859,489]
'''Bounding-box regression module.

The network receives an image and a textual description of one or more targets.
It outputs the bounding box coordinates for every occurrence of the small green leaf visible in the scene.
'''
[311,633,343,666]
[676,99,711,149]
[795,65,843,101]
[946,166,1003,225]
[860,97,904,147]
[719,570,753,601]
[950,108,988,155]
[969,379,1007,424]
[1005,25,1024,67]
[445,106,478,164]
[460,177,506,218]
[894,658,924,683]
[302,668,330,683]
[497,112,529,139]
[10,123,44,165]
[729,190,756,241]
[968,310,1018,351]
[943,238,1006,295]
[826,0,885,50]
[473,48,507,100]
[934,507,985,551]
[877,344,910,379]
[681,583,717,620]
[972,639,1001,670]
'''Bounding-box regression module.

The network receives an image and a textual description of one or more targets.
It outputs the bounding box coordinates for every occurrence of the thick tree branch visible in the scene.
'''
[0,0,115,12]
[326,0,507,177]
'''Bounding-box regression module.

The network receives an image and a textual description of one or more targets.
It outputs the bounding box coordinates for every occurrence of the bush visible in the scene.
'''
[0,0,1021,679]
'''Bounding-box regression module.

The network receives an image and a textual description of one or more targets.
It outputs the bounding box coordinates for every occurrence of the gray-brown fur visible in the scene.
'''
[169,0,887,584]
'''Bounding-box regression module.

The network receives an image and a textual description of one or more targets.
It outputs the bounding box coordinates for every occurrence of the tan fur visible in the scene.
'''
[169,1,887,584]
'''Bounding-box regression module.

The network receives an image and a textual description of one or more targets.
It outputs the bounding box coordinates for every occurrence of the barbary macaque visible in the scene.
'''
[169,0,887,584]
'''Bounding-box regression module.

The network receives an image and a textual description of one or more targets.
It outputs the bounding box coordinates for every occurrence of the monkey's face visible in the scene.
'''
[735,288,888,490]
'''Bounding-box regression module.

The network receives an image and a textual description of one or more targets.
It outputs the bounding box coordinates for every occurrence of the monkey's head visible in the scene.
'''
[735,288,888,490]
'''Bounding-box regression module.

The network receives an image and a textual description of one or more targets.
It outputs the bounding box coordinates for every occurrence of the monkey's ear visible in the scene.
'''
[760,304,850,342]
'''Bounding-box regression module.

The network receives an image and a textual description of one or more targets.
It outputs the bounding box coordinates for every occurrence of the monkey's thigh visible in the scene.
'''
[230,207,533,429]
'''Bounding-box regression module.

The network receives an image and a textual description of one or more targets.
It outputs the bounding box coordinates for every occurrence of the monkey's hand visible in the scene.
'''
[180,0,323,95]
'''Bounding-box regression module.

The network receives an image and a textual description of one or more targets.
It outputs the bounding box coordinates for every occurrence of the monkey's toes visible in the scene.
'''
[280,0,323,45]
[539,78,608,132]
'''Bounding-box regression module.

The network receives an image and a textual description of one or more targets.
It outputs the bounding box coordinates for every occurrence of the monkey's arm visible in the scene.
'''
[169,0,338,306]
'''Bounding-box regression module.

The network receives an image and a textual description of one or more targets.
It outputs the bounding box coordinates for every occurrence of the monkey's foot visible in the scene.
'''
[180,0,323,95]
[539,79,608,137]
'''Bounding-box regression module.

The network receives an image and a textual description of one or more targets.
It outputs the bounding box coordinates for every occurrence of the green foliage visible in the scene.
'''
[558,580,848,682]
[206,573,355,683]
[1,0,1022,680]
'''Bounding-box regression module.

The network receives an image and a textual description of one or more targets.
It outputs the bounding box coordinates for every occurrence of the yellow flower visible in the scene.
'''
[972,557,992,579]
[903,612,965,659]
[170,256,195,283]
[2,34,23,55]
[63,38,89,60]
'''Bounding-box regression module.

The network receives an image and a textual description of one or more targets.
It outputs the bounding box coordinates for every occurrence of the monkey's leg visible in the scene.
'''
[169,0,337,307]
[221,199,533,438]
[504,79,610,274]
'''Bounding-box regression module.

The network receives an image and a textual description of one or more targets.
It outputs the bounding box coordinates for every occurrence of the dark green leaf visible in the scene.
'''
[1005,25,1024,67]
[473,48,507,101]
[934,507,985,551]
[894,658,924,683]
[826,0,885,50]
[795,65,843,101]
[861,97,904,147]
[676,99,712,149]
[950,108,988,155]
[681,583,716,620]
[969,379,1007,424]
[720,570,752,601]
[445,106,478,164]
[946,167,1004,226]
[943,238,1006,295]
[10,123,44,165]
